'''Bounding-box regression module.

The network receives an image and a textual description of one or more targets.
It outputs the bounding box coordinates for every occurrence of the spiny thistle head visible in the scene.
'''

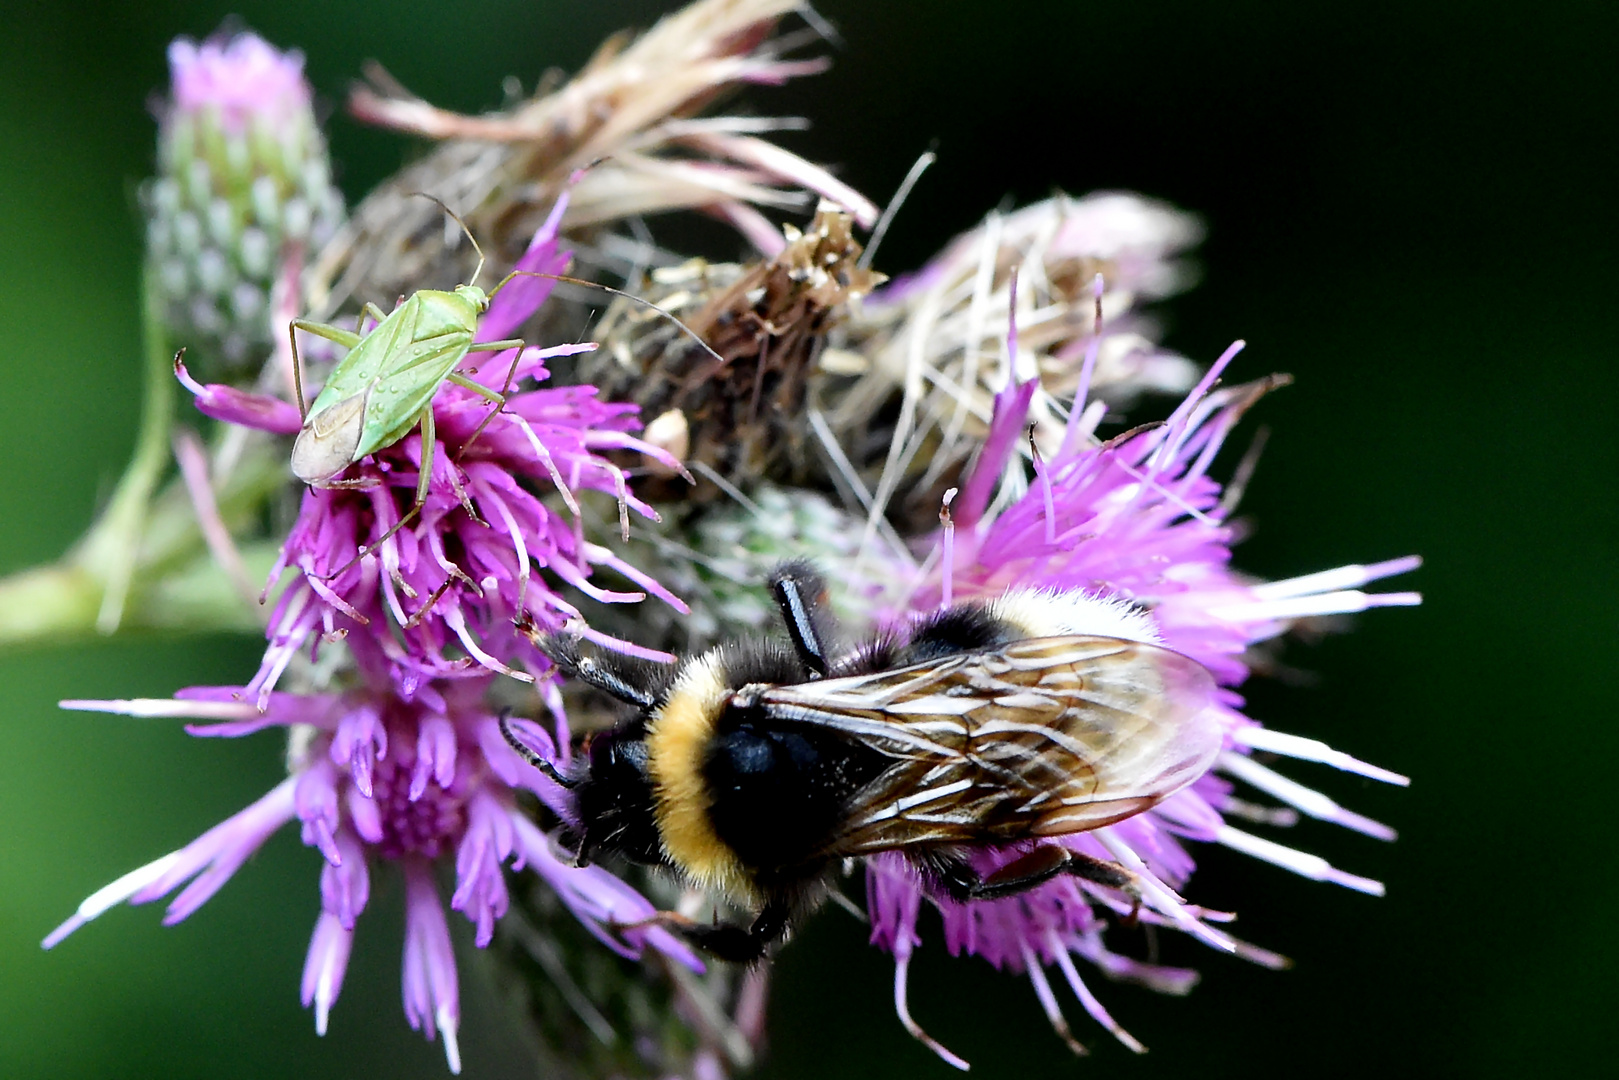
[582,484,903,670]
[147,29,345,375]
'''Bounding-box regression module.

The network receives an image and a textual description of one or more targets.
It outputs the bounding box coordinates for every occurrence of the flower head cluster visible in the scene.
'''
[180,191,686,702]
[38,5,1425,1077]
[854,334,1418,1063]
[74,169,707,1071]
[49,631,698,1071]
[150,31,344,373]
[823,193,1202,514]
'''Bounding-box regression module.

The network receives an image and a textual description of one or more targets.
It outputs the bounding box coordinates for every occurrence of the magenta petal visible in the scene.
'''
[294,757,343,866]
[300,912,354,1036]
[176,357,303,433]
[320,828,370,929]
[955,370,1037,528]
[449,791,513,947]
[401,860,462,1073]
[477,188,572,343]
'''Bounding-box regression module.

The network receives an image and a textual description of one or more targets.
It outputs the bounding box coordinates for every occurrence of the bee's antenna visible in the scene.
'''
[413,192,487,286]
[498,710,578,789]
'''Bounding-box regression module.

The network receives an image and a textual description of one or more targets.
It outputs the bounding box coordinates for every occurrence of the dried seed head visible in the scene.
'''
[820,193,1202,527]
[310,0,875,322]
[589,202,885,502]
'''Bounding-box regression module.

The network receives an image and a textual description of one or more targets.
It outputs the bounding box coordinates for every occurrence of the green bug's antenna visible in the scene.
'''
[413,192,487,286]
[417,187,730,373]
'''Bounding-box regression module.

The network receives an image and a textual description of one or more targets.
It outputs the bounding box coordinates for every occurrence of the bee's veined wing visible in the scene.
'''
[758,636,1222,855]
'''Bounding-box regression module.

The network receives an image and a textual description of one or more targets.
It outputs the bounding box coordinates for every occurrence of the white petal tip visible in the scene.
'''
[41,917,83,950]
[438,1008,462,1074]
[1366,766,1412,787]
[1329,871,1386,897]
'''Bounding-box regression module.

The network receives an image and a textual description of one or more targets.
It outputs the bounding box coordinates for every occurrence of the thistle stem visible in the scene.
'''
[79,264,174,632]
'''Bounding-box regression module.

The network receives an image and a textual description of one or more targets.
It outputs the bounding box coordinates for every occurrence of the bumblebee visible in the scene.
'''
[506,562,1221,961]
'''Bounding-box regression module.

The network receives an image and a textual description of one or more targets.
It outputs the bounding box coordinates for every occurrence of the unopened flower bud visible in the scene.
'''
[146,30,344,377]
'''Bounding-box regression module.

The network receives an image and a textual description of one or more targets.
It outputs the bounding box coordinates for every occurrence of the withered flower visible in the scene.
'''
[588,201,884,500]
[309,0,876,321]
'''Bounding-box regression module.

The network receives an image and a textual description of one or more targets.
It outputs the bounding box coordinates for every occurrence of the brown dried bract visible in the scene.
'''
[306,0,875,320]
[589,202,884,501]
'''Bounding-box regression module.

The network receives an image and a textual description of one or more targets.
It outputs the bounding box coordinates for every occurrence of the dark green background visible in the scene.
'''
[2,1,1613,1076]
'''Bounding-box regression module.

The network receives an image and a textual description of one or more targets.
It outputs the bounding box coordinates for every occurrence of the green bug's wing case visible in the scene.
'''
[351,291,482,458]
[304,302,416,416]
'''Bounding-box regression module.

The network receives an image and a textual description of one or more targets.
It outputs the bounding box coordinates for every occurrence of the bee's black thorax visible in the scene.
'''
[697,639,888,888]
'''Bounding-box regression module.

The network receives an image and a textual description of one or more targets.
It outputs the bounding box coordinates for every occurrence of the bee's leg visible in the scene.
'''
[654,900,791,964]
[516,618,675,709]
[768,560,833,677]
[926,846,1140,902]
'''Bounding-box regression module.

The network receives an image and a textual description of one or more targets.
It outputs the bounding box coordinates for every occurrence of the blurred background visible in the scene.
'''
[1,0,1613,1077]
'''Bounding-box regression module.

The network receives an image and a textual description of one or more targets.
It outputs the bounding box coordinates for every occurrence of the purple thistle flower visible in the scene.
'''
[47,634,701,1072]
[179,192,687,701]
[152,30,345,374]
[856,337,1419,1064]
[167,32,312,131]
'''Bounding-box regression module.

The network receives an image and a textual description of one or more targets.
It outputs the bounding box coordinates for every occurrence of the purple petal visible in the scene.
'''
[320,827,370,929]
[401,860,462,1073]
[176,356,303,433]
[509,812,703,972]
[300,911,354,1036]
[449,791,513,947]
[294,757,344,866]
[478,188,572,343]
[44,778,299,947]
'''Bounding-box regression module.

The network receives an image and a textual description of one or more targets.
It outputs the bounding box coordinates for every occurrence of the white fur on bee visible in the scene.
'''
[989,588,1163,645]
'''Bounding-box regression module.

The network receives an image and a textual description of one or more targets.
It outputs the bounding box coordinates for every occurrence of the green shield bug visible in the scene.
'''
[288,198,531,534]
[288,195,715,562]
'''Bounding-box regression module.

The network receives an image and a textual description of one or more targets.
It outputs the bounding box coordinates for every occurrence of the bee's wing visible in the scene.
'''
[758,636,1221,855]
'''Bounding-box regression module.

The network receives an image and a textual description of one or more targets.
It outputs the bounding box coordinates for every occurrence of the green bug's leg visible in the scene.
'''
[456,338,524,380]
[450,362,585,521]
[289,318,364,418]
[445,369,512,463]
[446,342,526,459]
[445,371,507,404]
[361,302,390,331]
[414,404,438,511]
[463,338,527,355]
[320,408,433,582]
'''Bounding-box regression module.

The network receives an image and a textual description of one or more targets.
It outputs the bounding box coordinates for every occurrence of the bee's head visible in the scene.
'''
[572,723,664,866]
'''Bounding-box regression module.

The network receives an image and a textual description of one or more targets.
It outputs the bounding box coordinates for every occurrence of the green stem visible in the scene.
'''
[76,263,174,632]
